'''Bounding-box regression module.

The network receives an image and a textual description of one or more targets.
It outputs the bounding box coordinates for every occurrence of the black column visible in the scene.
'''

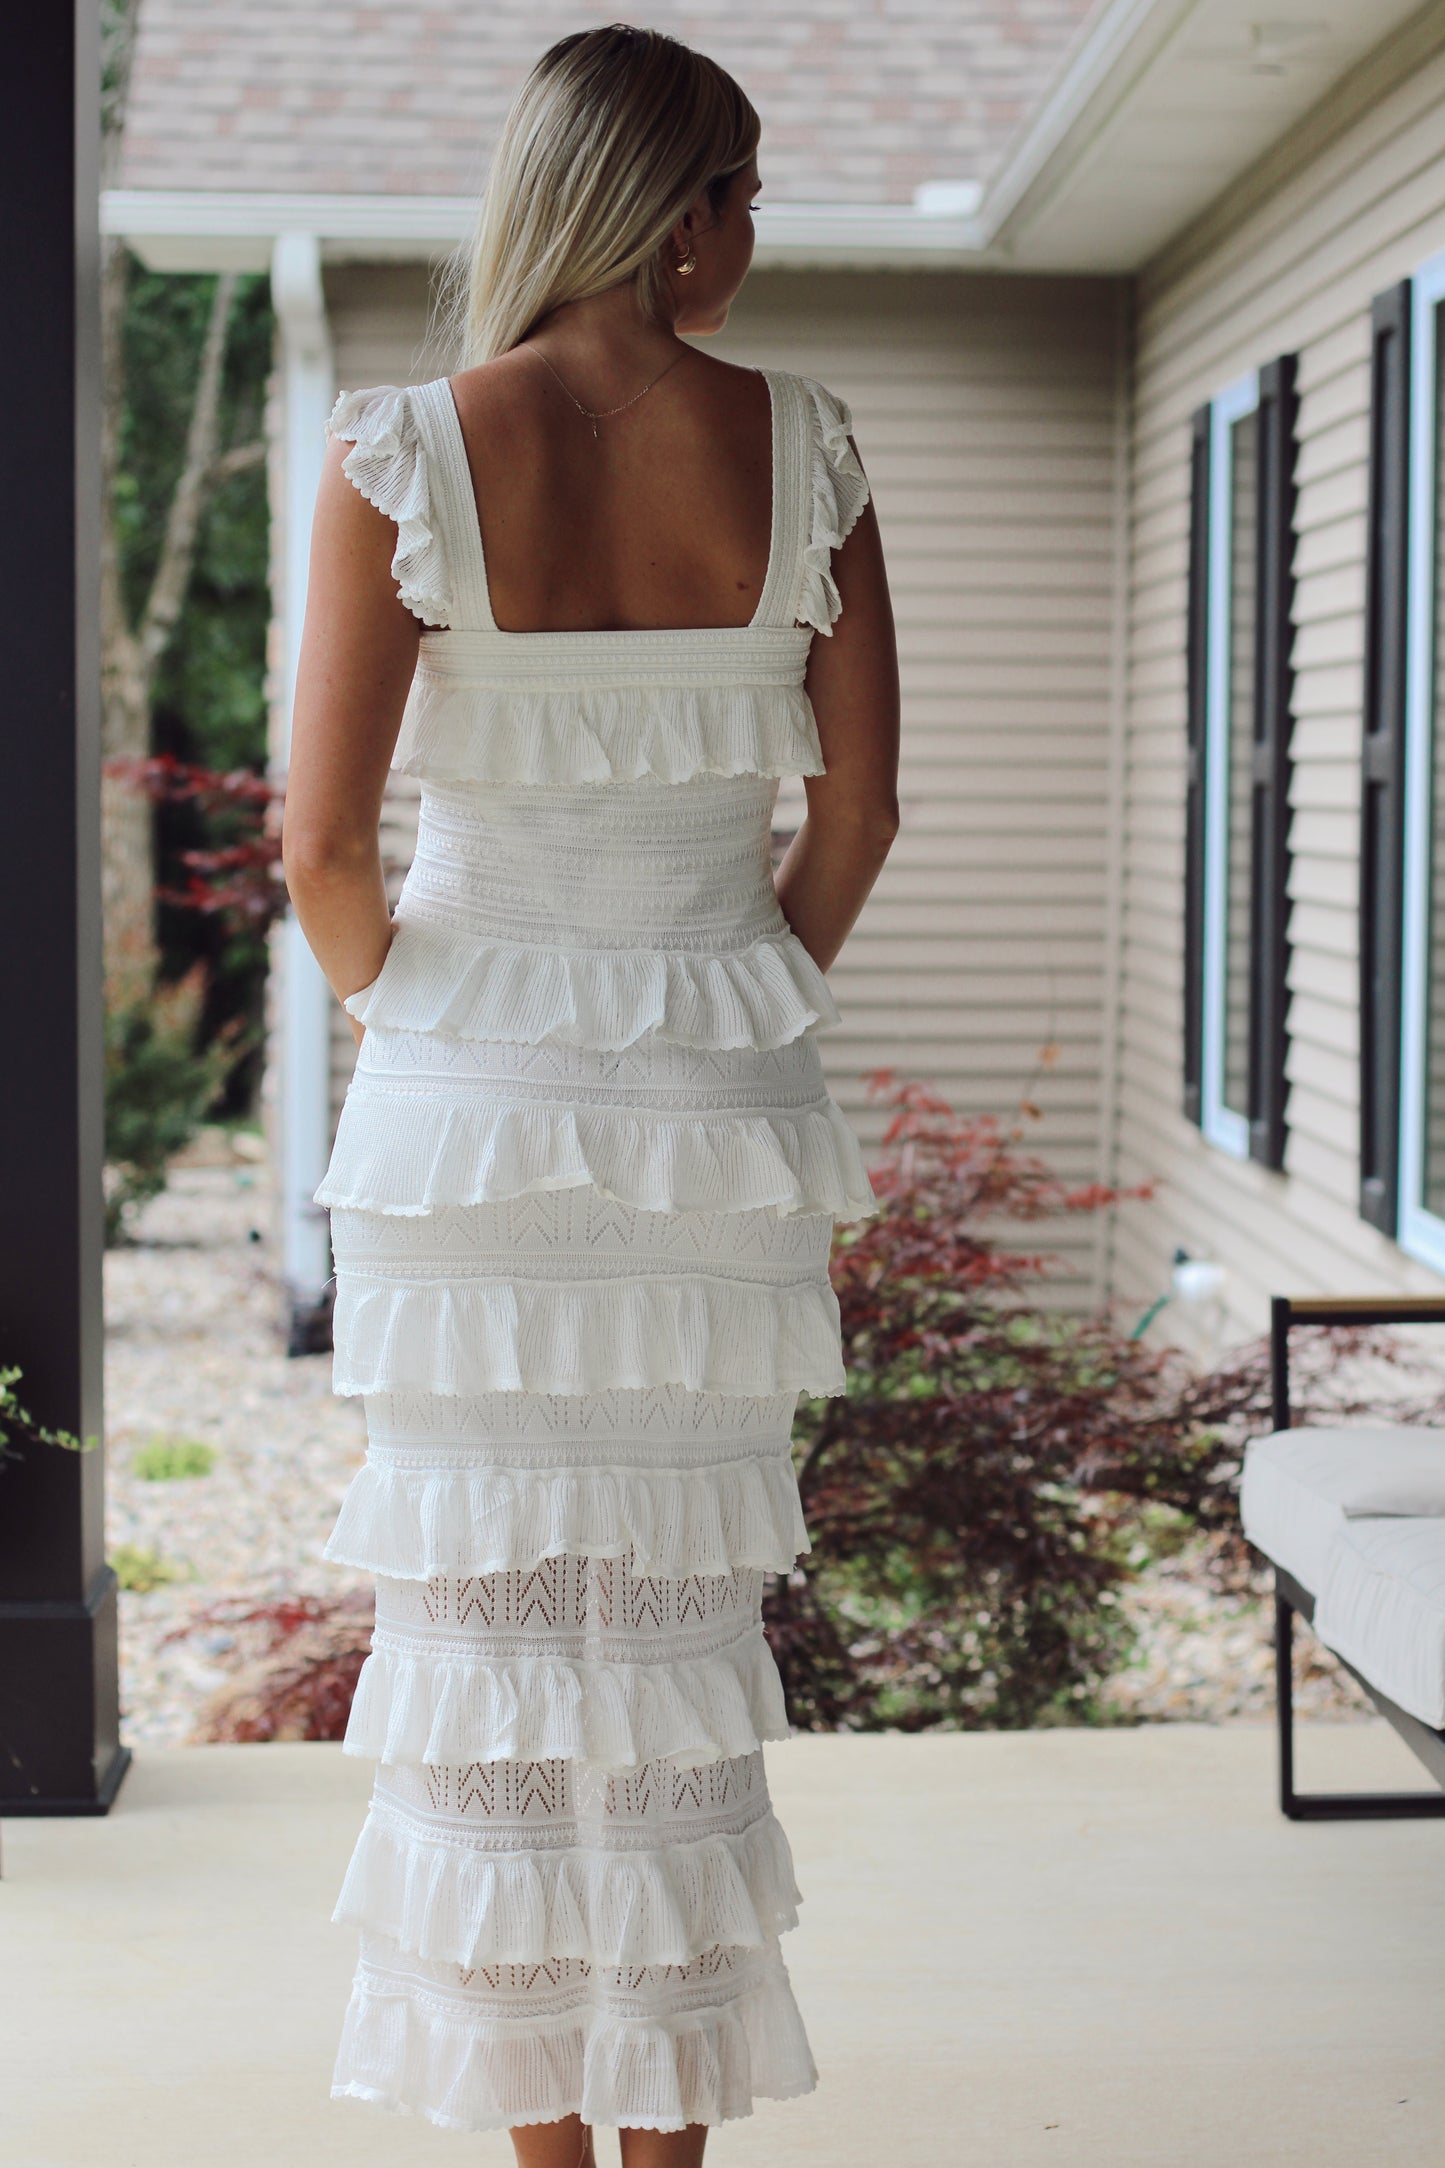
[0,6,128,1813]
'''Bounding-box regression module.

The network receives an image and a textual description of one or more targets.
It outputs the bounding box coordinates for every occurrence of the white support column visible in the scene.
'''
[270,232,336,1345]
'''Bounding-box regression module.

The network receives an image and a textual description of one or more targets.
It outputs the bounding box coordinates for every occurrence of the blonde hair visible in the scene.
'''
[435,25,760,368]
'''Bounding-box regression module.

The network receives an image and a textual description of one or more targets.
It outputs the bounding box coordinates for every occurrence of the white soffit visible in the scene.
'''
[988,0,1432,272]
[101,192,476,274]
[100,189,990,276]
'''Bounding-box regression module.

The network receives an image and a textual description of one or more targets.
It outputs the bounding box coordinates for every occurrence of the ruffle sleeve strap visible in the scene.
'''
[325,384,452,630]
[794,376,871,637]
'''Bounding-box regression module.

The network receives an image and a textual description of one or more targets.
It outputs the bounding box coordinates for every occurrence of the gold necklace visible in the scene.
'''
[528,343,690,439]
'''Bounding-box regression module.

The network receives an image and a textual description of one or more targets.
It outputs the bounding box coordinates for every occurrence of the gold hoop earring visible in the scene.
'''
[676,247,697,276]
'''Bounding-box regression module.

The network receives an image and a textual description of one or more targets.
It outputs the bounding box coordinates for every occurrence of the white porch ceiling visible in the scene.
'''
[989,0,1435,272]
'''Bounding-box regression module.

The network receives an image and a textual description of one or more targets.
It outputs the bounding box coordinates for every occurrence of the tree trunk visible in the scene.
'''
[99,262,246,994]
[99,231,153,998]
[98,0,153,999]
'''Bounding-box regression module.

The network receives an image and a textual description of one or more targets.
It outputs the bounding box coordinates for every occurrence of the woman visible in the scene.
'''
[284,23,899,2166]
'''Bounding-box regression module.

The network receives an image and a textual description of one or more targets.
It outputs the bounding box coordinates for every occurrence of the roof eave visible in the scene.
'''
[974,0,1198,255]
[101,189,997,276]
[974,0,1431,274]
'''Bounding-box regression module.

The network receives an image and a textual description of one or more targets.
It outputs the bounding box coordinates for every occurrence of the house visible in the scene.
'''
[107,0,1445,1356]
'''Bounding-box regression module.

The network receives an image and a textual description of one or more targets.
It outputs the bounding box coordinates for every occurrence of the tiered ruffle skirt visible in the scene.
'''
[321,949,867,2131]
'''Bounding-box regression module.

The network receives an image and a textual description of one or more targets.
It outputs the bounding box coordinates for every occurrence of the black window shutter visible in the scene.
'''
[1359,281,1412,1233]
[1183,403,1211,1128]
[1248,354,1298,1170]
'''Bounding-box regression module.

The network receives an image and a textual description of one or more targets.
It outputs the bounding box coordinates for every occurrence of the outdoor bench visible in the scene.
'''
[1239,1294,1445,1820]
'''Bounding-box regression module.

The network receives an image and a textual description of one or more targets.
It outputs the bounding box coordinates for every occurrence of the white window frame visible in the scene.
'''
[1199,368,1260,1160]
[1397,246,1445,1271]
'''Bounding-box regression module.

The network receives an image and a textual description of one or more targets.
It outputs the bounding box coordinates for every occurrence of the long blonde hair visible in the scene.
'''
[435,25,760,368]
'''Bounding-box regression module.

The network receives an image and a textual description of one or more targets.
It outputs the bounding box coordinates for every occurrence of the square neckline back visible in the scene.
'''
[324,364,871,789]
[433,364,789,641]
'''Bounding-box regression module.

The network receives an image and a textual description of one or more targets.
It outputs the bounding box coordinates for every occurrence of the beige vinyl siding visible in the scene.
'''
[1111,8,1445,1345]
[316,265,1124,1301]
[327,263,440,398]
[714,274,1124,1305]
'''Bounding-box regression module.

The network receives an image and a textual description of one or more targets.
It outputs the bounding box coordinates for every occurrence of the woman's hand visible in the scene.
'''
[281,432,423,1024]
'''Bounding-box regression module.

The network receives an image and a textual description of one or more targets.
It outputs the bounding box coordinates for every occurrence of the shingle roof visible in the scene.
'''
[118,2,1098,205]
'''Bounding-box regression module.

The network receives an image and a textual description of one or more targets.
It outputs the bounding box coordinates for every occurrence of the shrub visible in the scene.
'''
[766,1073,1166,1731]
[107,754,285,936]
[0,1364,96,1474]
[110,1541,193,1593]
[103,961,235,1241]
[179,1592,375,1743]
[130,1435,218,1480]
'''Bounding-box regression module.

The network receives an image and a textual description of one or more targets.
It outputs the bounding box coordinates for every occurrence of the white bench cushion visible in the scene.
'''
[1240,1426,1445,1594]
[1314,1518,1445,1729]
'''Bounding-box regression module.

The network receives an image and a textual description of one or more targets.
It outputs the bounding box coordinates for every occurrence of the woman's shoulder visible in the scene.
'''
[685,353,842,411]
[683,357,865,474]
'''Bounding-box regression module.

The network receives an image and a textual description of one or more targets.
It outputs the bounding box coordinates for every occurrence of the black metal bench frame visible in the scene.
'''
[1269,1293,1445,1820]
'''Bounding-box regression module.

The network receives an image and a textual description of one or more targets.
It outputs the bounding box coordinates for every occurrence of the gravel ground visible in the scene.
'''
[105,1149,1369,1746]
[1101,1546,1370,1723]
[105,1146,369,1747]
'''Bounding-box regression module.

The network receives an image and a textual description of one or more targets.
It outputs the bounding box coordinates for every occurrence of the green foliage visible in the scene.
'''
[0,1365,97,1473]
[1118,1500,1198,1571]
[104,965,235,1241]
[117,262,272,772]
[116,256,274,1108]
[131,1435,218,1481]
[110,1542,193,1594]
[766,1076,1166,1733]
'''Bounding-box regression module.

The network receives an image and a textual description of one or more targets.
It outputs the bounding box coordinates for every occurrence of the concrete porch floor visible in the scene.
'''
[2,1724,1443,2167]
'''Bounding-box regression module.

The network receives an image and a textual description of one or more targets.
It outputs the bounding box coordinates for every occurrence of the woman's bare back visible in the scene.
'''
[446,347,775,635]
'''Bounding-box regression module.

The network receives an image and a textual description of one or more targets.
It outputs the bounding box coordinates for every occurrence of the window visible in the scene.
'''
[1395,251,1445,1269]
[1184,357,1298,1165]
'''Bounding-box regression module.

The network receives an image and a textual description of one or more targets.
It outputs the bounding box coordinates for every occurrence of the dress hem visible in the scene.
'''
[330,2074,820,2134]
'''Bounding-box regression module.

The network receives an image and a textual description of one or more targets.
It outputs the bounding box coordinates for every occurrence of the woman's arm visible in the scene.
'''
[281,434,423,1045]
[774,475,901,971]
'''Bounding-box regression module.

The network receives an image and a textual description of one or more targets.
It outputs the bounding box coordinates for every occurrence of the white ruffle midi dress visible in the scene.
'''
[315,363,874,2133]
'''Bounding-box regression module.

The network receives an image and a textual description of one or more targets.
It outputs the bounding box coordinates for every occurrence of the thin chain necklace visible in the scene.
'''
[528,342,690,439]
